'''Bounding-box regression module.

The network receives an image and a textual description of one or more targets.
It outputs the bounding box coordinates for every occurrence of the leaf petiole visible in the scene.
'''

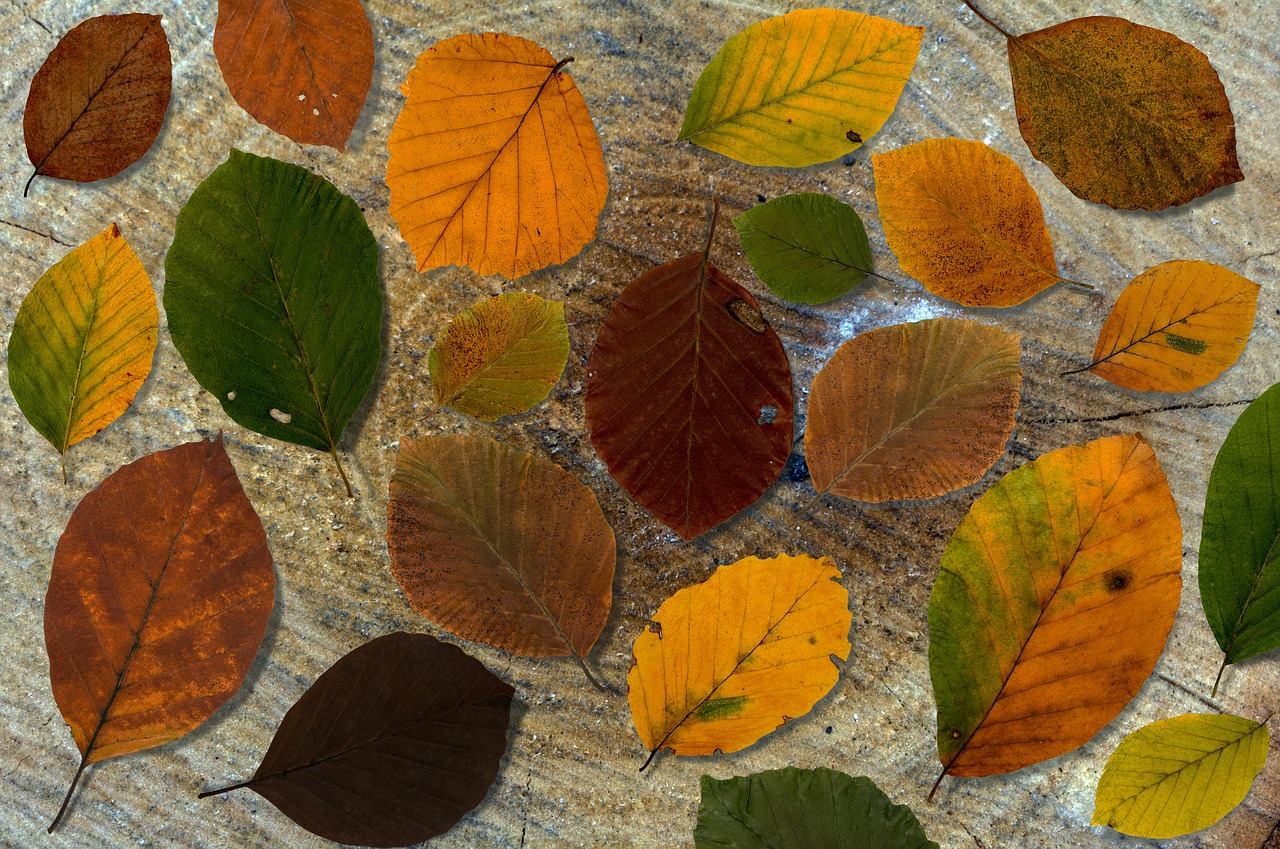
[960,0,1014,39]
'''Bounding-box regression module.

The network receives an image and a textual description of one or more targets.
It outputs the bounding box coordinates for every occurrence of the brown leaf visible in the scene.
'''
[202,632,514,848]
[214,0,374,149]
[45,435,274,831]
[24,13,172,196]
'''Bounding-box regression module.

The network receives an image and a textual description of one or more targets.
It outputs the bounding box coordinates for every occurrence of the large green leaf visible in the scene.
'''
[164,149,381,495]
[1201,383,1280,693]
[694,767,938,849]
[1093,713,1268,839]
[733,194,874,305]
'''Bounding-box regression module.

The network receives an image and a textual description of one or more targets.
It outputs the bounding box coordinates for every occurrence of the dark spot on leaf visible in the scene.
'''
[950,729,962,739]
[758,405,777,425]
[1164,333,1207,355]
[1103,568,1133,593]
[846,129,862,144]
[785,118,792,124]
[726,298,767,333]
[807,634,818,645]
[695,695,750,721]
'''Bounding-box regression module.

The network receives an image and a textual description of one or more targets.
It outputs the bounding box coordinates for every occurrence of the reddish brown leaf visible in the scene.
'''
[24,13,172,196]
[45,435,273,831]
[202,632,514,848]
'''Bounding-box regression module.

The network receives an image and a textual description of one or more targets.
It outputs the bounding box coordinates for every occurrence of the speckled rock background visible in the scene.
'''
[2,1,1279,847]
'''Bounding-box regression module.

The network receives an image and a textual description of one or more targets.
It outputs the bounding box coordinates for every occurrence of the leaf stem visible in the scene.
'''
[1212,656,1228,698]
[702,197,721,265]
[329,446,354,498]
[639,747,660,772]
[61,451,68,485]
[960,0,1014,39]
[198,778,254,799]
[24,169,38,198]
[552,56,575,75]
[927,766,947,802]
[571,651,613,695]
[48,753,89,833]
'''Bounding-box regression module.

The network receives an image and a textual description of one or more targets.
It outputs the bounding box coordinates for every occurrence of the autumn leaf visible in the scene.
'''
[24,13,171,196]
[695,767,939,849]
[429,292,570,421]
[201,632,513,848]
[214,0,373,149]
[386,435,615,686]
[805,319,1021,503]
[678,8,922,167]
[873,137,1065,307]
[1069,261,1258,393]
[928,433,1182,795]
[585,205,793,540]
[8,224,157,480]
[164,149,383,497]
[45,435,274,831]
[386,32,608,278]
[733,193,876,306]
[1093,714,1269,839]
[629,554,851,766]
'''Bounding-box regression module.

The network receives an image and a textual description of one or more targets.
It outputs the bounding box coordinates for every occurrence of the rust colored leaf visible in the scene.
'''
[45,435,274,831]
[386,435,615,685]
[806,318,1021,503]
[214,0,373,149]
[24,13,172,196]
[585,207,794,539]
[202,633,513,847]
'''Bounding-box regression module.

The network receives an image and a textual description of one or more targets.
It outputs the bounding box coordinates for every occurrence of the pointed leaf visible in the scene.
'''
[696,767,939,849]
[24,13,171,195]
[164,149,382,495]
[386,32,608,278]
[678,8,922,167]
[628,554,851,760]
[929,433,1182,782]
[1093,713,1269,839]
[8,224,157,470]
[1080,260,1258,393]
[873,137,1060,307]
[806,318,1021,503]
[733,193,874,306]
[206,632,513,847]
[429,292,570,421]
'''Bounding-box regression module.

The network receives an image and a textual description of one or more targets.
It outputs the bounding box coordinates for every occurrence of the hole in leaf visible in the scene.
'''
[269,408,292,424]
[758,405,778,425]
[226,391,236,401]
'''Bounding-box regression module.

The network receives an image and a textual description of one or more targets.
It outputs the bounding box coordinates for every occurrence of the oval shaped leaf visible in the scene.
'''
[1008,16,1241,210]
[928,433,1182,788]
[429,292,570,421]
[1078,260,1258,393]
[214,0,373,149]
[387,32,609,278]
[733,193,874,306]
[696,767,940,849]
[8,224,157,477]
[873,137,1060,307]
[24,13,172,195]
[678,8,922,167]
[203,632,514,848]
[164,149,383,496]
[806,318,1021,503]
[628,554,851,763]
[1093,714,1269,839]
[46,435,274,830]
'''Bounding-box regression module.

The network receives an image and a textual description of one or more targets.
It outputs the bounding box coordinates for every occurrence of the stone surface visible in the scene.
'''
[1,0,1278,847]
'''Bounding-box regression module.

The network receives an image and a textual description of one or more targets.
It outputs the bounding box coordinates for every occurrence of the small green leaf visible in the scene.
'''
[733,194,874,305]
[1093,713,1268,839]
[695,767,939,849]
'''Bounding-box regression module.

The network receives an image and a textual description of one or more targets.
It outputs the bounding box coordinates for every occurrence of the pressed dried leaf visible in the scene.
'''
[24,13,172,195]
[629,554,851,764]
[46,435,273,830]
[873,137,1060,307]
[8,224,157,478]
[929,433,1182,791]
[429,292,570,421]
[203,632,513,847]
[679,8,922,167]
[1078,261,1258,393]
[806,318,1021,503]
[387,32,608,278]
[214,0,373,149]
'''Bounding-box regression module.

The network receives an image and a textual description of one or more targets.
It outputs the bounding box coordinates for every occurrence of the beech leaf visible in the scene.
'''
[202,632,514,848]
[45,435,274,831]
[678,8,922,167]
[806,318,1021,503]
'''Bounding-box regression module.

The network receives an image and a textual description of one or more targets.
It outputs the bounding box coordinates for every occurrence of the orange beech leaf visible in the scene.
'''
[214,0,373,149]
[872,138,1061,307]
[1072,261,1259,393]
[386,33,609,278]
[806,318,1021,503]
[45,435,274,831]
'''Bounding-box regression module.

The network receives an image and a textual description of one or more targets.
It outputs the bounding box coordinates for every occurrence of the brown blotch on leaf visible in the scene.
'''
[1103,568,1134,593]
[726,298,767,333]
[846,129,863,144]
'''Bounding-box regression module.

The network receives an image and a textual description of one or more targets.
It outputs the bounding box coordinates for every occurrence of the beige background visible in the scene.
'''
[2,0,1279,846]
